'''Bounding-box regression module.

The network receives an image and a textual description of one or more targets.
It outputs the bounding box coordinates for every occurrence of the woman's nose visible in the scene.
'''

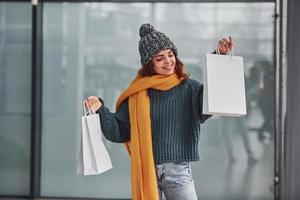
[164,57,171,64]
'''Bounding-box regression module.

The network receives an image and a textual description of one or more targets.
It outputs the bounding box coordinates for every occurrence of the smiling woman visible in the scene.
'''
[84,23,233,200]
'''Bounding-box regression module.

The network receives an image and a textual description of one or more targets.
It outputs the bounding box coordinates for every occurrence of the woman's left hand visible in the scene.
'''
[217,36,234,55]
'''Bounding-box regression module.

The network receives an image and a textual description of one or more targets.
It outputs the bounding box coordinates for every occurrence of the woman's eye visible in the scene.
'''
[169,54,174,57]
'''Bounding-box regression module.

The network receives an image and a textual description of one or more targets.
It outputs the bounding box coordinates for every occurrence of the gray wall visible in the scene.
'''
[285,0,300,199]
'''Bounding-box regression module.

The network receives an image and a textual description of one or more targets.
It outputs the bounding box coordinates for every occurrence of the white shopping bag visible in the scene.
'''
[77,106,113,175]
[203,52,247,117]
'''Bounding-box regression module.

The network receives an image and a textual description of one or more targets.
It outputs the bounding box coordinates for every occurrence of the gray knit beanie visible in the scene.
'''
[138,23,178,66]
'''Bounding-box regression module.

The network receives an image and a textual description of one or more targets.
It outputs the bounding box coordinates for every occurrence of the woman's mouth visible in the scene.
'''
[162,66,173,71]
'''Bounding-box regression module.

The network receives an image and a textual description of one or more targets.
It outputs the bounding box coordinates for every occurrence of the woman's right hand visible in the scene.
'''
[84,96,102,112]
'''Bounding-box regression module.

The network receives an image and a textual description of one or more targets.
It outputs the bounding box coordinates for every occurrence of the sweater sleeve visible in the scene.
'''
[95,97,130,143]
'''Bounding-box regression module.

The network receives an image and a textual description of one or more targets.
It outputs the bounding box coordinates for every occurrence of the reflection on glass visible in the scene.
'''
[42,2,274,199]
[0,2,31,195]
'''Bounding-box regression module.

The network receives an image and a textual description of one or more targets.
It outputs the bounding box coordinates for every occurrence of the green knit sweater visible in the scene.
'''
[96,78,211,163]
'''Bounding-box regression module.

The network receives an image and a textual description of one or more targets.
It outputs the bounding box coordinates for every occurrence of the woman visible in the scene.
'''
[84,23,233,200]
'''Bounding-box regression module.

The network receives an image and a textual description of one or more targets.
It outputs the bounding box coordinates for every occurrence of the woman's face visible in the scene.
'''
[152,49,176,75]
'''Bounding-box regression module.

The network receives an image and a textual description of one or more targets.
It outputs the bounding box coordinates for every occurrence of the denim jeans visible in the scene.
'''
[155,161,198,200]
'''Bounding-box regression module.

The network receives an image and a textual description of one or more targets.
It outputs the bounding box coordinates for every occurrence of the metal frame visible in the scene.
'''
[275,0,288,199]
[30,0,43,197]
[0,0,283,199]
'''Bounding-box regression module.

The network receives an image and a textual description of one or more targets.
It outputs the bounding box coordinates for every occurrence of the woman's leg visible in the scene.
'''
[159,162,198,200]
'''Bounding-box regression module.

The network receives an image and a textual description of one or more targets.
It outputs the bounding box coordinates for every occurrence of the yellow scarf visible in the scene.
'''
[116,73,182,200]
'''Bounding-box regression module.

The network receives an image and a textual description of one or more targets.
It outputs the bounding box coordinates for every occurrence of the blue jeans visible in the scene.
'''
[155,161,198,200]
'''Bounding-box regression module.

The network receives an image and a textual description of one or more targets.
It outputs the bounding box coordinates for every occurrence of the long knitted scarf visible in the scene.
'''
[115,73,182,200]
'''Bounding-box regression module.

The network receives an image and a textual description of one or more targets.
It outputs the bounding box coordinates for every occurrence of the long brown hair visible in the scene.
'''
[138,56,189,80]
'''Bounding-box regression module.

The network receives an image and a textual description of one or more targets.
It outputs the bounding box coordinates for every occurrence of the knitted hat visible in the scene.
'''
[138,23,178,66]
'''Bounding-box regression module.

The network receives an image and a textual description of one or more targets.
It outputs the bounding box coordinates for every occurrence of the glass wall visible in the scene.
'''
[0,2,32,195]
[42,2,275,199]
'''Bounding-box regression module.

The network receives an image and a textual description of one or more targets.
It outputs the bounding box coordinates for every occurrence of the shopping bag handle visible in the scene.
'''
[83,101,95,116]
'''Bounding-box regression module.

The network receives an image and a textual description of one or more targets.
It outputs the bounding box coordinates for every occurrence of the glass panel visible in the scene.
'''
[42,2,275,199]
[0,2,32,195]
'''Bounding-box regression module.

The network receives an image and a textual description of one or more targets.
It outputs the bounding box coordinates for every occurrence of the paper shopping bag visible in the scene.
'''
[203,53,247,117]
[77,108,113,175]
